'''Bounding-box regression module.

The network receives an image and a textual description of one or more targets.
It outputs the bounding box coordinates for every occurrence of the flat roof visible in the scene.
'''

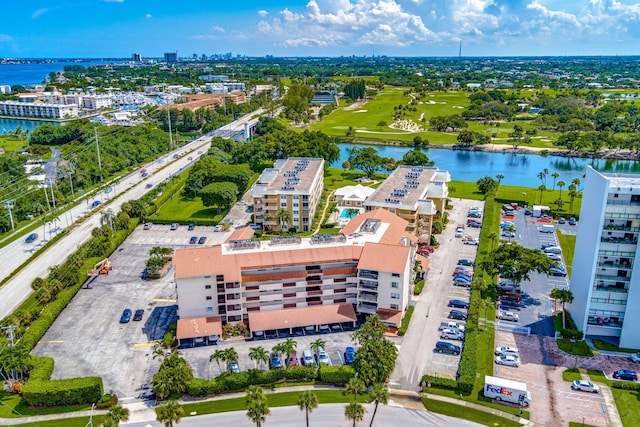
[252,157,324,196]
[248,303,357,332]
[366,166,438,209]
[176,316,222,339]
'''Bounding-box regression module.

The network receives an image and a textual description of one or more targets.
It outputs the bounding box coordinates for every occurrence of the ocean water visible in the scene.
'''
[0,60,120,87]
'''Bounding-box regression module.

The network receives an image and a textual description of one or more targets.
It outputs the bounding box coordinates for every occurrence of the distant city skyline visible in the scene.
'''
[2,1,640,58]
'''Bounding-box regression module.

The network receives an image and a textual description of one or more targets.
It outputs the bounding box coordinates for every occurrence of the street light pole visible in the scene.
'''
[3,200,14,230]
[48,179,56,210]
[67,171,75,198]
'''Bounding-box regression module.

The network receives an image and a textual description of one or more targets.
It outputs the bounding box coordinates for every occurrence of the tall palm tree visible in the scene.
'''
[538,184,546,204]
[103,405,129,426]
[249,346,269,370]
[368,383,389,427]
[557,180,566,199]
[210,349,225,373]
[571,177,582,189]
[345,402,366,427]
[551,171,560,191]
[488,231,497,250]
[155,400,183,427]
[246,386,270,427]
[568,185,579,211]
[558,289,574,329]
[223,347,239,371]
[344,377,365,401]
[277,208,291,230]
[537,171,546,186]
[281,338,297,362]
[549,287,564,314]
[310,338,326,369]
[297,390,318,427]
[495,174,504,185]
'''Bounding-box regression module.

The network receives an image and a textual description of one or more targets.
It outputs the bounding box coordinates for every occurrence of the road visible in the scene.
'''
[0,109,264,320]
[124,402,481,427]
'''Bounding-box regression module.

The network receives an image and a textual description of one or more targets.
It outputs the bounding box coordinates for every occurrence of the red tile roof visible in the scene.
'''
[176,316,222,339]
[225,227,255,243]
[358,242,411,273]
[248,304,357,332]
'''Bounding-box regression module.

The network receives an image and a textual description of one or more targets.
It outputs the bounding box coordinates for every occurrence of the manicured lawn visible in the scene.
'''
[556,231,576,276]
[592,338,639,354]
[562,368,583,382]
[0,391,94,418]
[150,194,226,224]
[422,398,522,427]
[556,339,593,357]
[0,134,28,151]
[324,167,383,191]
[15,417,106,427]
[180,389,370,417]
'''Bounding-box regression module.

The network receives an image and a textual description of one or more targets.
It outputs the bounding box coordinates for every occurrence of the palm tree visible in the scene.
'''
[277,208,291,230]
[555,198,564,209]
[488,231,497,250]
[368,383,389,427]
[345,402,366,427]
[537,171,546,186]
[538,184,546,204]
[249,346,269,370]
[551,171,560,190]
[210,349,225,373]
[557,180,566,199]
[571,177,582,189]
[155,400,183,427]
[103,405,129,426]
[558,289,574,329]
[568,185,579,211]
[246,385,270,427]
[344,377,365,401]
[543,168,549,184]
[495,174,504,185]
[280,338,298,366]
[310,338,326,369]
[297,390,318,427]
[223,347,239,371]
[549,287,563,314]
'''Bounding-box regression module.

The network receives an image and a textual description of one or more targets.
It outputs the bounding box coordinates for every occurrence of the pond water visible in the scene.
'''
[335,143,640,188]
[0,117,59,133]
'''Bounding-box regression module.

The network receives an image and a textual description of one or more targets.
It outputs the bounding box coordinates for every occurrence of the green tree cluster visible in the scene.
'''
[344,79,366,101]
[184,157,252,196]
[151,349,194,400]
[352,314,398,386]
[429,115,467,132]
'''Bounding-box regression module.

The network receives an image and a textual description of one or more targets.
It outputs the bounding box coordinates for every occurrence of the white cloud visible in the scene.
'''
[32,8,48,19]
[258,10,268,17]
[102,0,125,3]
[526,0,581,27]
[211,26,225,33]
[145,13,153,19]
[0,34,13,42]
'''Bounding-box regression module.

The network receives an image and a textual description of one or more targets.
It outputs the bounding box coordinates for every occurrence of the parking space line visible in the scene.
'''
[37,340,64,344]
[133,342,157,348]
[152,298,176,303]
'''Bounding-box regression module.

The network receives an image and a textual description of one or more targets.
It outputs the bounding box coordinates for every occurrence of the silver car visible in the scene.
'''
[495,355,520,367]
[497,310,519,322]
[441,328,465,341]
[571,380,600,393]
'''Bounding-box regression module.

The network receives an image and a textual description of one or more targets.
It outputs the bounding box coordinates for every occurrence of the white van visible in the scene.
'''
[302,349,315,366]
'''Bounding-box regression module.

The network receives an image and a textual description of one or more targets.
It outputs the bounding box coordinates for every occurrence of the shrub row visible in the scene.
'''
[611,381,640,391]
[420,375,459,392]
[397,305,415,336]
[185,365,353,398]
[413,279,425,296]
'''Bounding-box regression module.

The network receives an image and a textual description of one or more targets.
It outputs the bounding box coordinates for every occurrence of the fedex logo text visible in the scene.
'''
[486,385,513,396]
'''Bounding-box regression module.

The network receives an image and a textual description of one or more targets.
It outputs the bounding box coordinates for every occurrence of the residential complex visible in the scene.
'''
[172,208,418,344]
[364,166,450,242]
[252,158,325,232]
[0,101,79,119]
[569,166,640,348]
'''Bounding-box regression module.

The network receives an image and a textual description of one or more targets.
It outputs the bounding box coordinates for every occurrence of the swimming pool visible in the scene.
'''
[339,209,360,219]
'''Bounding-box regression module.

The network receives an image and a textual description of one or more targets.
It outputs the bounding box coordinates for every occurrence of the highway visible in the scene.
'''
[0,109,263,320]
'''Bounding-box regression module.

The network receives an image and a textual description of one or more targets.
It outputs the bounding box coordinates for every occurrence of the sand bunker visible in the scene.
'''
[389,119,425,132]
[452,106,464,109]
[353,110,368,113]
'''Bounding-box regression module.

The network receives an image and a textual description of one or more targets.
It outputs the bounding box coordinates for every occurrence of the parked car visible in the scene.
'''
[463,237,480,245]
[435,341,461,355]
[572,380,600,393]
[188,223,195,231]
[455,228,464,238]
[468,212,482,218]
[495,346,520,357]
[547,253,562,262]
[466,218,481,225]
[170,223,179,230]
[558,217,566,224]
[453,273,472,281]
[198,236,207,244]
[549,266,567,277]
[630,352,640,363]
[497,282,516,292]
[497,310,519,322]
[613,369,637,381]
[287,352,299,366]
[441,328,465,341]
[25,233,38,243]
[228,361,240,373]
[501,230,516,238]
[214,224,224,232]
[448,310,468,320]
[495,355,520,367]
[453,278,471,287]
[569,217,577,225]
[133,309,144,321]
[143,222,152,230]
[91,200,101,208]
[458,259,475,266]
[467,222,481,228]
[524,208,532,215]
[120,308,132,323]
[270,353,282,369]
[344,346,356,365]
[189,236,197,244]
[249,223,261,230]
[448,299,470,309]
[317,348,331,366]
[145,183,153,189]
[302,349,315,366]
[543,246,562,254]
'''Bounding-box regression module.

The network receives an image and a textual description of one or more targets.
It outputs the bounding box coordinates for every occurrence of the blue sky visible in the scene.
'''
[2,0,640,58]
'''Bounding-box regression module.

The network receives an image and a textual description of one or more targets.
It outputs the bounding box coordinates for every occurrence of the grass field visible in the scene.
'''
[0,134,28,151]
[592,338,639,353]
[14,417,106,427]
[562,368,583,382]
[0,391,95,418]
[422,398,522,427]
[150,194,226,224]
[556,231,576,276]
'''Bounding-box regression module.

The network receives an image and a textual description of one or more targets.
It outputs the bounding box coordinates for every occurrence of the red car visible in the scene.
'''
[453,270,472,277]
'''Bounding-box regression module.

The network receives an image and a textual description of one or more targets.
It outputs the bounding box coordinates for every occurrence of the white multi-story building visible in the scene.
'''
[0,101,78,119]
[81,95,112,110]
[569,166,640,348]
[172,208,418,346]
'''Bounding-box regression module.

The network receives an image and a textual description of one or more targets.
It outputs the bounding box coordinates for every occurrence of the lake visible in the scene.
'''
[0,117,59,133]
[336,143,640,188]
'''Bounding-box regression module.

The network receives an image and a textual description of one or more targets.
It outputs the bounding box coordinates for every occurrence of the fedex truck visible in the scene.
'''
[484,375,531,407]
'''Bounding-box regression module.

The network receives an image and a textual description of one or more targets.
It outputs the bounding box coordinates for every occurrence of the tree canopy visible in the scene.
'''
[479,242,555,285]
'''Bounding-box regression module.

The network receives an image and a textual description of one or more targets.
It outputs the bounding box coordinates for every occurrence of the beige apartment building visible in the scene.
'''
[364,166,450,242]
[172,209,418,346]
[252,158,324,233]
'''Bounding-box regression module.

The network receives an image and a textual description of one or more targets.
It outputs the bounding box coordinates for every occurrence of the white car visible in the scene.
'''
[572,380,600,393]
[495,355,520,367]
[501,230,516,238]
[317,348,331,366]
[463,238,480,245]
[497,310,519,322]
[630,352,640,363]
[455,228,464,238]
[441,328,465,341]
[495,346,519,357]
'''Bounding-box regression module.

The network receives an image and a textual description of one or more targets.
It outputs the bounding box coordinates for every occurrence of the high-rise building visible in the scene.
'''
[164,51,178,63]
[131,53,142,62]
[569,166,640,348]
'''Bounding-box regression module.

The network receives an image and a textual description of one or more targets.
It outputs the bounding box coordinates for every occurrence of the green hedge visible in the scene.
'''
[420,375,459,391]
[318,365,355,384]
[413,279,425,296]
[397,305,415,336]
[611,381,640,391]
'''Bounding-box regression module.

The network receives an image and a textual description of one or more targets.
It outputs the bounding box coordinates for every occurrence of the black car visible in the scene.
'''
[549,267,567,277]
[613,369,637,381]
[448,299,470,309]
[457,259,475,266]
[189,236,197,244]
[448,309,468,321]
[133,309,144,321]
[435,341,461,355]
[198,236,207,244]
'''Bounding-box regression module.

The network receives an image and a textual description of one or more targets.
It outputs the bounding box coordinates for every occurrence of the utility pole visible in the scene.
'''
[3,200,15,230]
[48,179,56,210]
[67,171,74,198]
[167,102,173,150]
[43,183,51,212]
[94,127,103,182]
[1,325,16,346]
